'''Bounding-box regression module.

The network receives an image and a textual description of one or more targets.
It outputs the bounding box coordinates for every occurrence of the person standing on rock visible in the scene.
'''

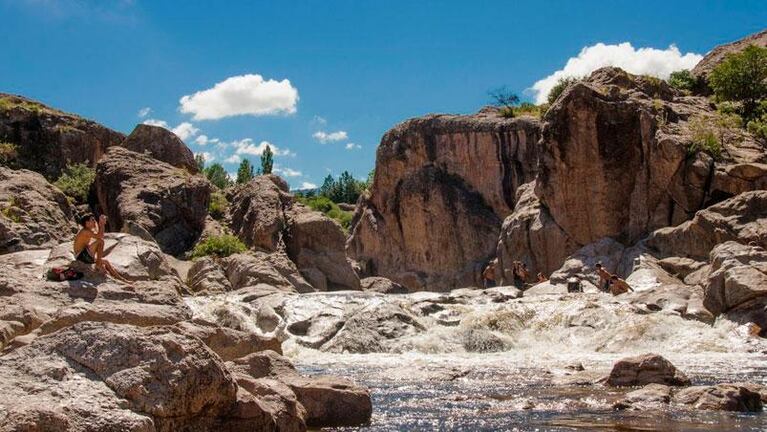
[482,260,497,288]
[608,275,634,296]
[73,214,130,283]
[512,261,529,290]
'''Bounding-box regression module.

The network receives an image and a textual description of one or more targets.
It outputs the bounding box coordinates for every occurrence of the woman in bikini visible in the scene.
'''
[73,214,130,283]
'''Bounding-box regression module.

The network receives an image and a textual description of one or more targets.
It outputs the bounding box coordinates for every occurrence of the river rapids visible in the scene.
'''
[186,286,767,431]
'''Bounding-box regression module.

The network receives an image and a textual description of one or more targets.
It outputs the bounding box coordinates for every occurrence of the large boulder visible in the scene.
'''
[647,191,767,260]
[0,167,77,253]
[360,276,408,294]
[704,241,767,316]
[227,176,288,251]
[95,147,210,255]
[674,384,763,412]
[0,93,124,179]
[286,206,360,291]
[606,353,691,387]
[121,124,198,173]
[347,112,541,291]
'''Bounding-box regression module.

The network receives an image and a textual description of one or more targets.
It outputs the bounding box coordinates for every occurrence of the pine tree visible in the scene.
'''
[260,145,273,174]
[205,163,231,189]
[236,158,254,184]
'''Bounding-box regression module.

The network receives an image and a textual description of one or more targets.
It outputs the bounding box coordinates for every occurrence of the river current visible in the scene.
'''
[187,289,767,431]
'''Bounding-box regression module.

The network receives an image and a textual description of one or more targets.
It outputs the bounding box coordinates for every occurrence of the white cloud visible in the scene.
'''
[143,119,199,142]
[194,134,219,146]
[171,122,199,141]
[300,182,317,189]
[194,152,214,163]
[143,118,168,128]
[223,154,241,164]
[232,138,294,157]
[274,165,302,177]
[311,115,327,126]
[345,142,361,150]
[530,42,703,104]
[179,74,299,120]
[313,130,348,143]
[137,107,151,118]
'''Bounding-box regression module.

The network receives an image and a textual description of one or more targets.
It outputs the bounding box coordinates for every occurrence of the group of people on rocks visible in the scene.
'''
[481,258,633,296]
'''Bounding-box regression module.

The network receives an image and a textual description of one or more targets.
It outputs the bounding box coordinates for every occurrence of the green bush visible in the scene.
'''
[205,163,231,189]
[54,162,96,203]
[747,114,767,142]
[708,44,767,121]
[547,77,580,105]
[191,234,246,258]
[208,191,228,220]
[688,116,723,159]
[296,195,354,232]
[1,197,21,223]
[0,142,18,167]
[668,70,697,93]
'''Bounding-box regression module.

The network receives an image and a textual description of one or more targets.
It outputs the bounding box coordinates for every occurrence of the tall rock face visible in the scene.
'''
[347,112,541,291]
[498,67,767,277]
[95,147,211,255]
[0,93,124,179]
[122,124,199,173]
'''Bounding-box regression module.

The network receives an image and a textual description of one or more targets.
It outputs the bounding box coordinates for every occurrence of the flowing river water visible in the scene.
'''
[186,289,767,431]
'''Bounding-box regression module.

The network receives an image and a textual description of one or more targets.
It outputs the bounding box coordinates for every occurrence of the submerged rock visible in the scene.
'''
[607,353,691,387]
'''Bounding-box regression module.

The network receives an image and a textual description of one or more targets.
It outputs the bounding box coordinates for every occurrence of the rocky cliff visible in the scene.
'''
[347,110,541,291]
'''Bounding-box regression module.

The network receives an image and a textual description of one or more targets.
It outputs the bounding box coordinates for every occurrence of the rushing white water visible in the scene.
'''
[186,289,767,431]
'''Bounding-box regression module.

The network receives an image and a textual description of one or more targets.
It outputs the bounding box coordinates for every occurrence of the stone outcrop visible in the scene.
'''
[0,167,77,253]
[606,353,691,387]
[95,147,211,255]
[348,112,541,291]
[360,276,408,294]
[187,252,314,294]
[705,241,767,316]
[227,176,359,291]
[120,124,199,173]
[692,29,767,79]
[674,384,763,412]
[0,93,125,179]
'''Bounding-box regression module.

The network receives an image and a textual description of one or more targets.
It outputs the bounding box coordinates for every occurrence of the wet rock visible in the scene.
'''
[607,353,691,387]
[705,241,767,315]
[481,285,523,303]
[348,112,541,291]
[187,256,232,294]
[462,328,510,353]
[120,124,198,173]
[674,384,763,412]
[322,303,425,353]
[0,167,77,253]
[173,318,282,360]
[95,147,210,255]
[548,237,625,287]
[614,383,672,410]
[360,276,408,294]
[0,92,124,179]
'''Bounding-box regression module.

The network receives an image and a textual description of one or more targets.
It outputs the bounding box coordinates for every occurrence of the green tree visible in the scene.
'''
[319,174,335,198]
[194,153,206,172]
[205,163,231,189]
[488,86,519,108]
[708,45,767,121]
[547,77,580,104]
[260,145,273,174]
[236,158,254,184]
[54,162,96,203]
[668,70,697,92]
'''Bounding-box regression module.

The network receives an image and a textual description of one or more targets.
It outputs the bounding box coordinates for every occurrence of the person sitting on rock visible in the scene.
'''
[595,262,612,292]
[608,275,634,296]
[482,260,497,289]
[74,214,130,283]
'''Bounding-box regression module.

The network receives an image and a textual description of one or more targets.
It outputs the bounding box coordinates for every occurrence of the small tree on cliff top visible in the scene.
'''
[236,158,254,184]
[708,44,767,121]
[260,145,273,175]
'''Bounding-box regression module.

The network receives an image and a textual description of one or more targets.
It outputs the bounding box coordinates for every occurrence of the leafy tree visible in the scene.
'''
[195,153,206,172]
[205,163,231,189]
[708,45,767,121]
[547,77,580,104]
[668,70,697,92]
[236,158,254,184]
[260,145,273,174]
[54,162,96,203]
[317,172,365,203]
[488,86,519,108]
[319,174,335,198]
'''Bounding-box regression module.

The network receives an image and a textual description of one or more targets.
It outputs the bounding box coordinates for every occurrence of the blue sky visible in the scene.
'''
[1,0,766,189]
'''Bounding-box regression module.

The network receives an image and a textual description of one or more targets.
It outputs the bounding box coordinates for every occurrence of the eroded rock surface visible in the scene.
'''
[121,124,198,173]
[607,353,691,387]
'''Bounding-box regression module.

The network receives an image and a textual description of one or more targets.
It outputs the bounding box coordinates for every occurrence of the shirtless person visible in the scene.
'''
[609,275,634,296]
[595,262,612,292]
[73,214,129,283]
[482,260,497,288]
